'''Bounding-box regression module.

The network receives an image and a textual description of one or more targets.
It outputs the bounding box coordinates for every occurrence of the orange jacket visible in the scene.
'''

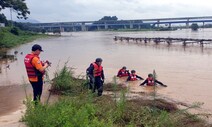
[129,74,137,81]
[117,69,129,77]
[92,62,103,77]
[147,77,154,86]
[24,53,44,82]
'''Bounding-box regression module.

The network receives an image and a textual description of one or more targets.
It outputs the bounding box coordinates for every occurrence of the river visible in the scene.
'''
[0,28,212,117]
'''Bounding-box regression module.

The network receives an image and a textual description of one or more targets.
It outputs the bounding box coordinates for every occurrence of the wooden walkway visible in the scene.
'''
[114,36,212,47]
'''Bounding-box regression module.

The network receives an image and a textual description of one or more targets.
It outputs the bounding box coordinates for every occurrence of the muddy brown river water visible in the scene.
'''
[0,29,212,118]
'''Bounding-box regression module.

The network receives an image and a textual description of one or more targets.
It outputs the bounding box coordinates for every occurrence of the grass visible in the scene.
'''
[22,64,212,127]
[0,27,47,49]
[50,63,87,95]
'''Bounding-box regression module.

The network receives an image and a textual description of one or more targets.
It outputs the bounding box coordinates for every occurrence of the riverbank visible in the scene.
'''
[0,105,26,127]
[0,27,47,49]
[0,82,55,127]
[1,83,211,127]
[21,65,212,127]
[0,64,211,126]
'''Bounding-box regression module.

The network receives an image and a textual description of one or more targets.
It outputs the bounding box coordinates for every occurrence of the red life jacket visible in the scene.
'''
[130,74,137,81]
[92,62,103,77]
[147,77,154,86]
[118,69,129,77]
[24,54,43,79]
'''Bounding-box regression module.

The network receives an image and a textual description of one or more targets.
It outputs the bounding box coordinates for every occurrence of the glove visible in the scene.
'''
[102,79,104,84]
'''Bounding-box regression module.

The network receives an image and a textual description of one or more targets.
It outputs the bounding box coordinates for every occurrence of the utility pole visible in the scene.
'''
[10,8,13,27]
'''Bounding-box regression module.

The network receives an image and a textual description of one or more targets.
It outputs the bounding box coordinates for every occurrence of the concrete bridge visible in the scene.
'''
[29,16,212,32]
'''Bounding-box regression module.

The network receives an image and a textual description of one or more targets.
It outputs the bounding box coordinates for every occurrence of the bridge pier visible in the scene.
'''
[73,27,76,32]
[104,22,108,30]
[169,23,171,28]
[97,25,101,31]
[81,23,87,31]
[202,22,205,28]
[60,26,64,32]
[186,19,190,28]
[138,25,141,29]
[157,19,160,28]
[130,22,133,29]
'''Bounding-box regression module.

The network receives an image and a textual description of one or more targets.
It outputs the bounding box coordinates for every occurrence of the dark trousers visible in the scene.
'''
[88,75,94,90]
[93,76,103,96]
[30,76,43,103]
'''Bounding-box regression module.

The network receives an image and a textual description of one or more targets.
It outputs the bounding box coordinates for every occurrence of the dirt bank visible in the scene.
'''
[0,83,54,127]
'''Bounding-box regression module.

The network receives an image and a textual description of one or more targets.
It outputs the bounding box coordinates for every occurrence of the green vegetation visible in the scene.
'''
[50,63,86,95]
[22,64,212,127]
[191,23,199,31]
[99,16,118,21]
[0,27,47,48]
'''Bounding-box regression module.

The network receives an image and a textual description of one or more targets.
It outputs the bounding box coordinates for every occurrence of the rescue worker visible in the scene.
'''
[140,74,167,87]
[24,44,50,104]
[126,70,144,81]
[117,66,130,77]
[86,58,105,96]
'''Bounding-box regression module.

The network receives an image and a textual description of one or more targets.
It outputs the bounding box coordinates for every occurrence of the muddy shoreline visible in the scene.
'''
[0,85,27,116]
[0,83,54,126]
[0,82,212,126]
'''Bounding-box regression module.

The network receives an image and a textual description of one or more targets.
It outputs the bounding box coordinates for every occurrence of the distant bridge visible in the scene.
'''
[29,16,212,32]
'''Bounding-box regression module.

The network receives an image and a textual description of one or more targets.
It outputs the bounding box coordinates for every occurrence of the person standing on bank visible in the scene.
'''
[24,44,50,104]
[86,58,105,96]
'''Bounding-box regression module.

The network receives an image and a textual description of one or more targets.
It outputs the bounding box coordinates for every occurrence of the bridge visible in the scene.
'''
[29,16,212,32]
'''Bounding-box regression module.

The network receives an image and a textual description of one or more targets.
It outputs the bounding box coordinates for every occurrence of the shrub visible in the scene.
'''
[41,29,46,34]
[10,27,19,35]
[51,63,87,95]
[23,97,113,127]
[53,64,74,91]
[191,23,199,31]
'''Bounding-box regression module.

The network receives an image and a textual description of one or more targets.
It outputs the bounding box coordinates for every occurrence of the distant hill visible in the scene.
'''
[15,19,40,23]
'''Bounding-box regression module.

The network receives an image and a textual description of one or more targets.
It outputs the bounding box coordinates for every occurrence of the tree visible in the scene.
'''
[191,23,199,31]
[99,16,118,21]
[0,13,8,24]
[0,0,30,19]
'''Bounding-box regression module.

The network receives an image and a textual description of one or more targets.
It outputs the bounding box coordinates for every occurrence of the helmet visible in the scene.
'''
[131,70,136,73]
[148,74,153,77]
[95,58,103,62]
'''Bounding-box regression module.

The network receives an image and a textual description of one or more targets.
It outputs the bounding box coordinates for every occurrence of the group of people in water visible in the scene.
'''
[117,66,167,87]
[86,58,167,96]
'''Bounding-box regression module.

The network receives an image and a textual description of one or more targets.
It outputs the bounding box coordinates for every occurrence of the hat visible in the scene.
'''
[95,58,103,62]
[32,44,43,51]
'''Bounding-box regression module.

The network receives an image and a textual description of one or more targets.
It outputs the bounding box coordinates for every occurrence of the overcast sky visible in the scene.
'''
[2,0,212,23]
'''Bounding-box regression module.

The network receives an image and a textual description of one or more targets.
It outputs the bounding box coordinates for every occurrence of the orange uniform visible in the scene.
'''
[24,53,44,82]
